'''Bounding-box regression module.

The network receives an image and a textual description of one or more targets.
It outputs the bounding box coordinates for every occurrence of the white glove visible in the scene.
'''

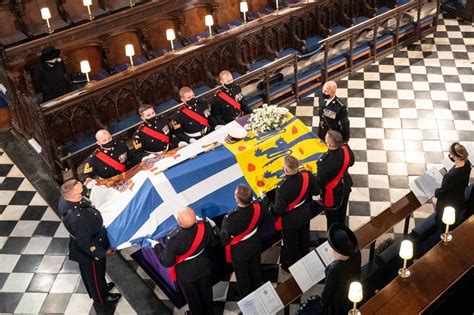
[215,125,224,130]
[85,179,96,189]
[178,141,188,147]
[149,239,159,247]
[142,154,155,161]
[189,138,197,143]
[0,84,6,94]
[206,218,216,227]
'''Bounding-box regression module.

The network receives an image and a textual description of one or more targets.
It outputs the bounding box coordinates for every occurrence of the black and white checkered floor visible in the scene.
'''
[1,12,473,315]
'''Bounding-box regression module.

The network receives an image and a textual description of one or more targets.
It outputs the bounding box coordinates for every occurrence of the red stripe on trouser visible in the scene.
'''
[91,261,104,304]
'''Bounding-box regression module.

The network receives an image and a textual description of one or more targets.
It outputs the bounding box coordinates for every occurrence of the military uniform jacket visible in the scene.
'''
[316,145,355,208]
[219,202,265,262]
[321,251,361,315]
[133,117,172,154]
[273,171,320,230]
[83,141,133,179]
[318,96,350,142]
[58,197,109,265]
[212,84,251,125]
[175,100,212,135]
[156,220,218,283]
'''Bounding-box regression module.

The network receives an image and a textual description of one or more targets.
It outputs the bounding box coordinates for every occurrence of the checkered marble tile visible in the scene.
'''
[0,148,136,314]
[116,12,474,314]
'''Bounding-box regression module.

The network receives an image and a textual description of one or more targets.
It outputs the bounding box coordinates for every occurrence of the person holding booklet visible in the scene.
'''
[217,184,265,298]
[434,142,471,226]
[319,223,361,315]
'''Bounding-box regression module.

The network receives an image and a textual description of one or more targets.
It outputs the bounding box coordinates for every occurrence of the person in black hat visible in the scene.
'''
[39,45,71,102]
[319,223,361,315]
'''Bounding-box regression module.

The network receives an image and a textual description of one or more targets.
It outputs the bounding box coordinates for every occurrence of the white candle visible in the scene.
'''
[41,7,51,20]
[80,60,91,73]
[125,44,135,57]
[166,29,176,41]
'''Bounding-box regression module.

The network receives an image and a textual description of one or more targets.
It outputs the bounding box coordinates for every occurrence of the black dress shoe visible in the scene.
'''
[107,282,115,292]
[105,293,122,304]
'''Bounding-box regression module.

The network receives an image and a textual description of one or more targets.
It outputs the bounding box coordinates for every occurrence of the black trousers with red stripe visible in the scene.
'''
[79,258,108,304]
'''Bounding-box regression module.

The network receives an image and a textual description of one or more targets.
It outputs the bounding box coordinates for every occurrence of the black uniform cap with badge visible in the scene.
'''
[327,223,358,257]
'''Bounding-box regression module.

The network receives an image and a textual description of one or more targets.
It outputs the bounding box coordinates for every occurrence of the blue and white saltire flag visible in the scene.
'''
[90,122,250,250]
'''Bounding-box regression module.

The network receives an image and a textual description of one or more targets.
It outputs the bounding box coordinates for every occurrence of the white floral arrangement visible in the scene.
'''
[246,104,289,134]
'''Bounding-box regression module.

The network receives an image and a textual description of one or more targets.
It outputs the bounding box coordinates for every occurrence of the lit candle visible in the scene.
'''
[125,44,136,71]
[83,0,94,21]
[348,281,363,315]
[441,206,455,242]
[398,240,413,278]
[41,7,54,33]
[166,29,176,51]
[205,15,214,38]
[80,60,92,86]
[240,2,248,23]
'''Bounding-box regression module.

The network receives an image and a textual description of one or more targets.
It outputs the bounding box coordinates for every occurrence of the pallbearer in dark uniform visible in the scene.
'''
[318,80,350,143]
[272,155,320,270]
[83,129,139,179]
[212,70,251,126]
[58,180,121,311]
[318,224,361,315]
[316,130,354,230]
[153,207,217,315]
[173,87,213,143]
[133,104,176,159]
[218,184,264,298]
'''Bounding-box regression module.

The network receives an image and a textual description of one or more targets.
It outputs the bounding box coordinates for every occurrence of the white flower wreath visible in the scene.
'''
[245,104,289,134]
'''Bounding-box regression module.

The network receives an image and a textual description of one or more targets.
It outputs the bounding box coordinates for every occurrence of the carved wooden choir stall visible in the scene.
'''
[0,0,441,181]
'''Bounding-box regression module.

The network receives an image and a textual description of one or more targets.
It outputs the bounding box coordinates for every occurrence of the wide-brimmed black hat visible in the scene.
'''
[40,46,61,62]
[328,223,358,257]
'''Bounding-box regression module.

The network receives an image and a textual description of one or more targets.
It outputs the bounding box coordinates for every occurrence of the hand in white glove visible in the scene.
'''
[178,141,188,147]
[206,218,216,227]
[215,125,224,130]
[189,138,197,143]
[149,239,159,247]
[85,178,97,189]
[142,154,156,161]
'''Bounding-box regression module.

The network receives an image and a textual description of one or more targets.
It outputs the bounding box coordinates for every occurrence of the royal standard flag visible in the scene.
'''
[91,114,327,249]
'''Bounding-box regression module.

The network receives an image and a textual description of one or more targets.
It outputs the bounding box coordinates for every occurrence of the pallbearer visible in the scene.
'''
[272,155,320,271]
[218,184,264,298]
[153,207,217,315]
[212,70,252,126]
[316,130,354,229]
[173,87,214,143]
[133,104,177,159]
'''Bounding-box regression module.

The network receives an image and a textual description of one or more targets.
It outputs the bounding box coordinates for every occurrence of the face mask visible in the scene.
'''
[145,116,157,124]
[101,141,114,149]
[186,98,197,106]
[448,154,455,162]
[322,93,330,99]
[224,82,235,89]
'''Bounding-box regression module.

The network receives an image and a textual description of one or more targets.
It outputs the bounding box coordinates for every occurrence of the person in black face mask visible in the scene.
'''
[172,86,213,143]
[434,142,471,227]
[317,80,350,143]
[38,46,72,103]
[212,70,252,126]
[133,104,178,159]
[83,129,139,180]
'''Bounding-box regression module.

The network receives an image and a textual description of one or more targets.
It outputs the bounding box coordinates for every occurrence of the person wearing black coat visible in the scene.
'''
[58,180,121,311]
[316,130,355,230]
[272,155,320,270]
[153,207,218,315]
[317,80,350,143]
[38,46,71,102]
[211,70,251,126]
[435,142,471,226]
[217,184,265,298]
[319,224,361,315]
